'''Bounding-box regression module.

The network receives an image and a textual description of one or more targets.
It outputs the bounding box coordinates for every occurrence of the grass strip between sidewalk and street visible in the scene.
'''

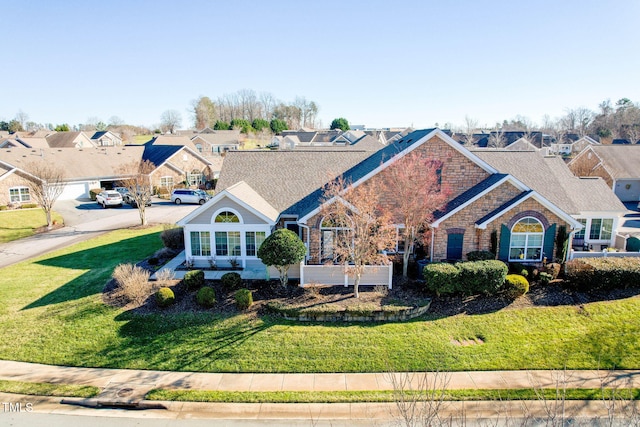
[146,388,640,403]
[0,380,100,398]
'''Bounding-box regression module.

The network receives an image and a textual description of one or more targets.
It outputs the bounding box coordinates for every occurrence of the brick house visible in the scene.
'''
[177,129,624,286]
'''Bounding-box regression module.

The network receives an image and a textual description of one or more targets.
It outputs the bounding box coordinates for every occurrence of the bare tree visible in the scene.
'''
[259,92,277,120]
[117,160,155,226]
[108,116,125,127]
[15,110,29,129]
[379,152,449,277]
[488,126,507,148]
[160,110,182,134]
[320,176,395,298]
[191,96,217,129]
[23,162,66,230]
[461,115,478,146]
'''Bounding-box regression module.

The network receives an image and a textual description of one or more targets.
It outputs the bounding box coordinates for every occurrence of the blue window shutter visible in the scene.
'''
[498,224,510,261]
[543,224,556,262]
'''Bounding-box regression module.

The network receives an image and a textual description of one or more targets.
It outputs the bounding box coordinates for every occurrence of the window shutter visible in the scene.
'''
[498,224,510,261]
[543,224,556,262]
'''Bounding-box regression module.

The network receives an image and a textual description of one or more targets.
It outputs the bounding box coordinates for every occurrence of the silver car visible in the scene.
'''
[96,190,123,208]
[170,189,210,205]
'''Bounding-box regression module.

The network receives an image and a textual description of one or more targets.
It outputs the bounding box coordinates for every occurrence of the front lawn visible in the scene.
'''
[0,227,638,373]
[0,209,64,243]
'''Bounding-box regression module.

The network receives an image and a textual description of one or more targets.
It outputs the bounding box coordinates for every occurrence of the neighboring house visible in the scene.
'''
[472,150,627,253]
[502,137,539,151]
[190,130,241,155]
[46,131,95,148]
[569,145,640,202]
[90,131,123,147]
[550,135,599,155]
[0,146,145,202]
[176,129,626,285]
[142,144,216,189]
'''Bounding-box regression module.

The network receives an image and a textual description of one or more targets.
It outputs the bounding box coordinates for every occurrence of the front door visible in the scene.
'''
[446,233,464,261]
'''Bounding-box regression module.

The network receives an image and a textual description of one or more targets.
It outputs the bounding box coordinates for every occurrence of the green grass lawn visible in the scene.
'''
[0,209,64,243]
[131,134,154,144]
[0,226,639,373]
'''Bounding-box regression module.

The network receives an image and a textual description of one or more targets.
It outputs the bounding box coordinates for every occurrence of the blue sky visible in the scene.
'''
[4,0,640,130]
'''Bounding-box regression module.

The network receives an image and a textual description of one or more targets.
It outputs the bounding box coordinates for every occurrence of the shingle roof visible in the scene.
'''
[216,150,372,214]
[46,132,88,148]
[433,174,509,220]
[587,145,640,179]
[191,130,241,146]
[475,190,533,225]
[0,146,145,181]
[473,150,626,214]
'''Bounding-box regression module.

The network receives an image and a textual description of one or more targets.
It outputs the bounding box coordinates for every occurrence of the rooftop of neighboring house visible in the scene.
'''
[582,144,640,179]
[0,146,145,181]
[45,131,91,148]
[472,150,626,214]
[191,130,241,146]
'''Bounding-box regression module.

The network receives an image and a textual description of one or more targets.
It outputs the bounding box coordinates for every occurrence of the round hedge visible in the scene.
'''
[235,288,253,310]
[221,272,242,290]
[196,286,216,307]
[503,274,529,299]
[155,287,175,307]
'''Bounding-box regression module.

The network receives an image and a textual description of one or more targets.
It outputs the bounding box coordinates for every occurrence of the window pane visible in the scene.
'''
[510,234,526,247]
[215,211,239,223]
[528,234,543,247]
[574,219,586,239]
[215,232,228,256]
[601,219,613,240]
[589,219,602,240]
[229,231,241,256]
[190,232,201,256]
[246,232,256,257]
[201,231,211,256]
[510,247,525,259]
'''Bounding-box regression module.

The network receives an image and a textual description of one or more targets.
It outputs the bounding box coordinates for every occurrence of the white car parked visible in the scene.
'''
[96,190,123,208]
[170,189,210,205]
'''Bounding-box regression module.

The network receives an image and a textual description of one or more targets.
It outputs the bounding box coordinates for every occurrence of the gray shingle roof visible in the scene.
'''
[587,145,640,179]
[473,150,626,214]
[433,174,509,220]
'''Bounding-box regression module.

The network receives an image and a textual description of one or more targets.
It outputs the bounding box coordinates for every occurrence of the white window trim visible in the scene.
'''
[508,217,544,262]
[9,186,30,203]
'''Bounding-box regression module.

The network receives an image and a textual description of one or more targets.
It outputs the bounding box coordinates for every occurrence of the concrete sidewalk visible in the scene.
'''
[2,360,640,424]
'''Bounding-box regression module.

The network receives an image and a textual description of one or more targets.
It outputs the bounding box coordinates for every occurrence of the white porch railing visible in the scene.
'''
[300,264,393,288]
[569,250,640,260]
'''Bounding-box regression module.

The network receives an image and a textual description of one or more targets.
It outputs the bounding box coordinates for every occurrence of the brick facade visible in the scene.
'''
[301,134,569,265]
[0,170,35,207]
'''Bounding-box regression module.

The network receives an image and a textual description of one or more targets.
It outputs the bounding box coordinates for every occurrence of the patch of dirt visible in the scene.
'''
[33,222,64,234]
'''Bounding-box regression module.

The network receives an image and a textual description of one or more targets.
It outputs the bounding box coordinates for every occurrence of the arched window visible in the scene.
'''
[509,217,544,261]
[215,211,240,223]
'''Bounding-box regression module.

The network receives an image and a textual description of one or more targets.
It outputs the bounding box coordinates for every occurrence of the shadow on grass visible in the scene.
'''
[92,311,270,371]
[22,231,162,310]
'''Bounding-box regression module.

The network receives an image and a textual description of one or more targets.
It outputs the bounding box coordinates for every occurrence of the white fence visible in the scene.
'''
[300,264,393,288]
[569,250,640,260]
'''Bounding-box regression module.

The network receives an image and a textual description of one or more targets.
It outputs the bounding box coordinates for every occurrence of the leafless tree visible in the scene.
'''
[108,116,125,127]
[488,126,507,148]
[117,160,156,226]
[259,92,277,120]
[379,152,449,277]
[15,110,29,129]
[191,96,217,129]
[320,176,395,298]
[461,115,478,146]
[160,110,182,134]
[23,162,66,230]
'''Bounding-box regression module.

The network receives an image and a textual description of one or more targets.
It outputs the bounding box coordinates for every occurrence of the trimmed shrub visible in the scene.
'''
[0,205,7,211]
[564,257,640,291]
[184,270,205,291]
[221,272,242,290]
[423,263,459,296]
[456,260,508,296]
[89,188,102,201]
[196,286,216,307]
[160,226,184,250]
[112,263,151,304]
[503,274,529,298]
[538,272,552,285]
[20,203,38,209]
[466,250,495,261]
[155,287,175,307]
[235,288,253,310]
[520,268,529,278]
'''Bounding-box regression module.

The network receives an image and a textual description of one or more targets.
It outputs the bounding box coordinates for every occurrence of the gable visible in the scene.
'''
[186,195,271,225]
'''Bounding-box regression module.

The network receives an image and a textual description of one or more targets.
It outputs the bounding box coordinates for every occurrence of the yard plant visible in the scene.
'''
[0,227,638,373]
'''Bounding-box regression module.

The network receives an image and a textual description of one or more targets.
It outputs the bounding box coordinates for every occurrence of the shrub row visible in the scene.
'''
[564,257,640,291]
[423,260,508,296]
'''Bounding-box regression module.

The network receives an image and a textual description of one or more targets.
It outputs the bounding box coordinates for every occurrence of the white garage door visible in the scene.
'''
[59,182,89,200]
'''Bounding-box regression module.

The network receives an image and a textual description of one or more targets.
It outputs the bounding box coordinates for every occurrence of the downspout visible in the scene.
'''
[429,228,435,262]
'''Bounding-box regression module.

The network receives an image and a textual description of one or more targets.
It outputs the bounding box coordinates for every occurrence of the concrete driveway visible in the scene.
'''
[0,198,198,269]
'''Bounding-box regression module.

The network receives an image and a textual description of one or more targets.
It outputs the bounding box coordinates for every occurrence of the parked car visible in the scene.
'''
[114,187,130,199]
[170,189,210,205]
[126,194,152,208]
[96,190,123,208]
